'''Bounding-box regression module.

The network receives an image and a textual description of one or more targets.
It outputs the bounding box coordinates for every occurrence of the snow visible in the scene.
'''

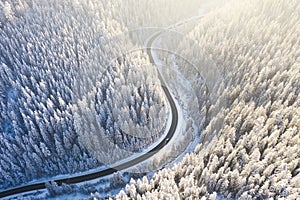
[121,34,201,172]
[134,10,214,170]
[0,164,107,192]
[125,90,186,173]
[108,38,191,171]
[7,87,16,100]
[2,8,210,200]
[1,189,92,200]
[109,104,172,169]
[1,190,47,200]
[47,193,89,200]
[84,10,208,183]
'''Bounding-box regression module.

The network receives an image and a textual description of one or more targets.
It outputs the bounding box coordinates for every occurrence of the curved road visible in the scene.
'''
[0,33,178,199]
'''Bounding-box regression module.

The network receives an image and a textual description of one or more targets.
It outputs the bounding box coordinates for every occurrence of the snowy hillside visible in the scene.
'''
[0,0,168,190]
[117,0,300,199]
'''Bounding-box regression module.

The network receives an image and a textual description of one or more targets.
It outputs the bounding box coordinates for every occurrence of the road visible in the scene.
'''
[0,32,178,199]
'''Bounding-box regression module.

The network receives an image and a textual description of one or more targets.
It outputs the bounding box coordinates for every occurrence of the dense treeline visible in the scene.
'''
[0,0,168,189]
[117,0,300,199]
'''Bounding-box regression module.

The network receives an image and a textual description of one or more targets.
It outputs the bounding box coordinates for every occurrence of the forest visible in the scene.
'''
[0,0,299,199]
[0,0,168,189]
[117,0,300,199]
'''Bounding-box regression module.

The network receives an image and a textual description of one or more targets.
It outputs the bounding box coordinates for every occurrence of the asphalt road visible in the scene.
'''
[0,32,178,199]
